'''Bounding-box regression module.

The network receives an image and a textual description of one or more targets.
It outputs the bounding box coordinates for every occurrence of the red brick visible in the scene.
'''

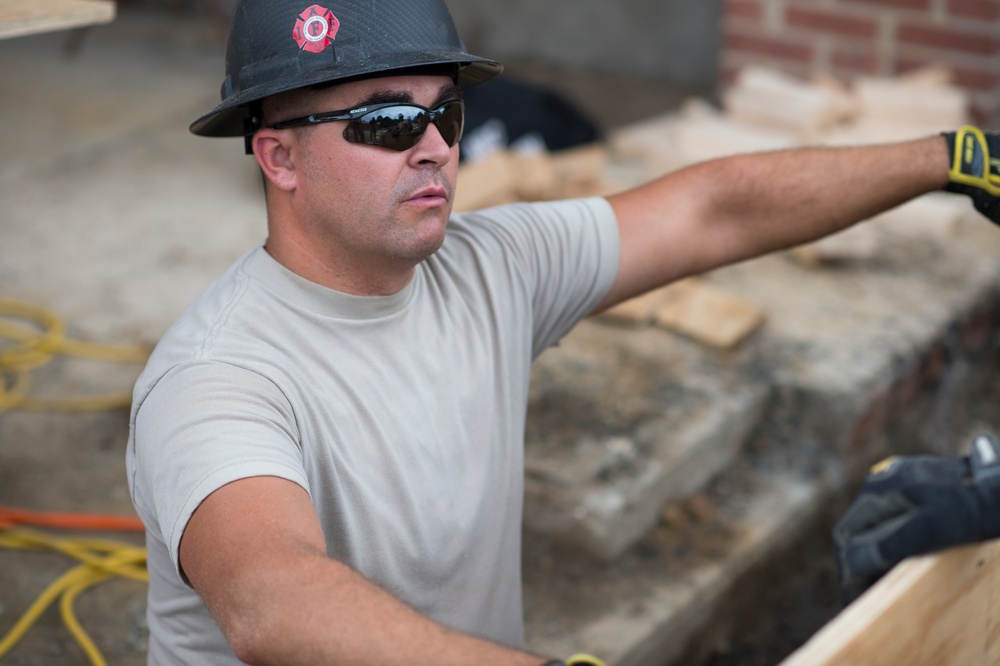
[842,0,931,10]
[723,31,815,62]
[786,7,880,38]
[954,69,1000,91]
[948,0,1000,21]
[896,56,1000,91]
[832,41,882,74]
[726,0,764,22]
[899,22,1000,55]
[971,99,1000,127]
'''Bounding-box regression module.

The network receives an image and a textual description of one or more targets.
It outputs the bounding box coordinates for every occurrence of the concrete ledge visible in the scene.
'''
[525,322,767,560]
[524,459,843,664]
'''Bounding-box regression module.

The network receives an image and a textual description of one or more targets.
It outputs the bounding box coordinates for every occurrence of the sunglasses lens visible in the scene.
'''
[436,101,464,147]
[344,102,463,151]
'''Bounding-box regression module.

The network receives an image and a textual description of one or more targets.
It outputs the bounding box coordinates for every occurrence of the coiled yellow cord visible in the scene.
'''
[0,297,152,663]
[0,527,148,665]
[0,297,150,412]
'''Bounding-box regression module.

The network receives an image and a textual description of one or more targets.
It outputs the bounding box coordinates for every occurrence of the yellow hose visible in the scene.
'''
[0,527,148,664]
[0,297,150,413]
[0,297,152,663]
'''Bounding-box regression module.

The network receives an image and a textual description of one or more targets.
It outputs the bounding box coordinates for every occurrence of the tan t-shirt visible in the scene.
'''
[126,197,620,664]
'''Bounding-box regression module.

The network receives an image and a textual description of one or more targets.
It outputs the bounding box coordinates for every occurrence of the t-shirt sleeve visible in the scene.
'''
[130,361,309,579]
[455,197,620,356]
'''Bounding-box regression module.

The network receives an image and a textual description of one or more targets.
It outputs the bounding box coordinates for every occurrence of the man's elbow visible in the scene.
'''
[212,600,276,665]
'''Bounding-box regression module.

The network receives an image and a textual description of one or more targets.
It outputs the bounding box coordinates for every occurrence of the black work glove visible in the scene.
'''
[832,433,1000,604]
[942,126,1000,224]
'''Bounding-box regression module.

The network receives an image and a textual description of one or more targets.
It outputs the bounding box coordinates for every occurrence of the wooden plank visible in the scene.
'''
[779,539,1000,666]
[0,0,115,40]
[453,150,519,212]
[652,279,765,349]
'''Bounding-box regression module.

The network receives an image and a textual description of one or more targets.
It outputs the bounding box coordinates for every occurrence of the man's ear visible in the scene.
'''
[253,129,298,192]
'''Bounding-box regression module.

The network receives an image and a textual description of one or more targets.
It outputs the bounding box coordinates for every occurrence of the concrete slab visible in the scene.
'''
[523,459,843,665]
[525,321,768,560]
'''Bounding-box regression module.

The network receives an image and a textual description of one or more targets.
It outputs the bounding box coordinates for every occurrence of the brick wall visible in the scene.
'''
[722,0,1000,126]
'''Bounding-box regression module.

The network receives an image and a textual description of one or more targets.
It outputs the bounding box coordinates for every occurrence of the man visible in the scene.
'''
[126,0,1000,664]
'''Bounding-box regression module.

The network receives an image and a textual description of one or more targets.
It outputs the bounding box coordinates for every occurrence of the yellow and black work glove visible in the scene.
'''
[832,433,1000,604]
[543,654,607,666]
[943,126,1000,224]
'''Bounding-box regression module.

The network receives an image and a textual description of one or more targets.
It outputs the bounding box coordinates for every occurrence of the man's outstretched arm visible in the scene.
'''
[597,135,951,310]
[180,476,547,666]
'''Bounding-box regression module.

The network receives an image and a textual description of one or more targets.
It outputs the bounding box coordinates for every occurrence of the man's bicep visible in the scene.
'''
[131,362,307,570]
[179,476,326,613]
[599,175,716,310]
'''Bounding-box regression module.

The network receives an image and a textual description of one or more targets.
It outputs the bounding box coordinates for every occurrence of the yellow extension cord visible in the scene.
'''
[0,528,148,666]
[0,297,150,413]
[0,297,151,664]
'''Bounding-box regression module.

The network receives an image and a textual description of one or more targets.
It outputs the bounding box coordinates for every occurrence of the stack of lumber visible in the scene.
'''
[601,279,765,350]
[453,144,612,212]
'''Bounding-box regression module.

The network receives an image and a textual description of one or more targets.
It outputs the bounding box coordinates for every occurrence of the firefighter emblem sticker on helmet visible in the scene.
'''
[293,5,339,53]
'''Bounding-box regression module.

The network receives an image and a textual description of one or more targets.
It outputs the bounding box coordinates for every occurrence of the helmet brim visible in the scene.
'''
[190,55,503,138]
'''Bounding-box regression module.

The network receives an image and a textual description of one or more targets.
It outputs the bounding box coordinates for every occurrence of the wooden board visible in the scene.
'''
[0,0,115,40]
[653,279,764,349]
[779,539,1000,666]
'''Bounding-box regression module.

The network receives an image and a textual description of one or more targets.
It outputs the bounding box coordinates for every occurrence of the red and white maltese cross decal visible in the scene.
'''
[292,5,340,53]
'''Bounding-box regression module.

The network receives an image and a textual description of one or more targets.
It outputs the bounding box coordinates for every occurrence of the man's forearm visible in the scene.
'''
[602,134,951,307]
[207,550,545,666]
[698,135,951,260]
[180,477,547,666]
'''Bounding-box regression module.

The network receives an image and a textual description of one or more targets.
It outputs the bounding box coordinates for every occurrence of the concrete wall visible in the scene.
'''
[447,0,725,88]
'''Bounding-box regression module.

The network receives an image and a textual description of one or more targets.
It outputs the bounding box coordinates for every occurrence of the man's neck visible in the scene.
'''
[263,234,417,297]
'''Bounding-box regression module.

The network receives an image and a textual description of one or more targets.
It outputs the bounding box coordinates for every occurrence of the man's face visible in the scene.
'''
[271,74,462,286]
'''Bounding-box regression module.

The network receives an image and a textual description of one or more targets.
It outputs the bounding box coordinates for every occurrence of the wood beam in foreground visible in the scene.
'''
[780,539,1000,666]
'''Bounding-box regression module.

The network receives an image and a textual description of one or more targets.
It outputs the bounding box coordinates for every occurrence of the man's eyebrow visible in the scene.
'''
[352,90,414,107]
[432,83,462,106]
[350,82,462,109]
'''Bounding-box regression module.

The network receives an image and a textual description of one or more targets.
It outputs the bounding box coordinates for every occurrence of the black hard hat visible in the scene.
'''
[190,0,503,138]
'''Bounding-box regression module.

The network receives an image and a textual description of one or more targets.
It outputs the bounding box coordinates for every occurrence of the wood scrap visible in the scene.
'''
[601,279,765,349]
[670,103,798,166]
[600,289,668,325]
[453,150,519,212]
[852,67,969,131]
[652,279,765,349]
[723,65,856,137]
[512,151,558,202]
[549,143,610,199]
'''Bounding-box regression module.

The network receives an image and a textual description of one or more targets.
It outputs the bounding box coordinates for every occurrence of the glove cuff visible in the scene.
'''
[943,126,999,195]
[542,655,608,666]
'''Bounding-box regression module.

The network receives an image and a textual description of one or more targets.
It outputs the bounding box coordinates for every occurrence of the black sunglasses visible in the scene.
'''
[270,99,465,152]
